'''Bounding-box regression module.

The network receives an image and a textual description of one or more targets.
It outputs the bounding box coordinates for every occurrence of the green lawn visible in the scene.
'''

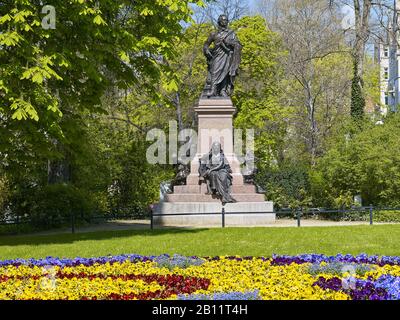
[0,225,399,260]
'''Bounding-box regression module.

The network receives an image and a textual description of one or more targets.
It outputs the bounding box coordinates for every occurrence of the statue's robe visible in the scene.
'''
[199,151,236,204]
[203,28,242,95]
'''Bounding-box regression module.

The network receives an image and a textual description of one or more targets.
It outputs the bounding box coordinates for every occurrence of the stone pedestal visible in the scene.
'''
[153,98,275,227]
[153,202,274,227]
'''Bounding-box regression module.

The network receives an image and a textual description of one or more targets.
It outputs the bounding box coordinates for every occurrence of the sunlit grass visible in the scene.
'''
[1,225,399,260]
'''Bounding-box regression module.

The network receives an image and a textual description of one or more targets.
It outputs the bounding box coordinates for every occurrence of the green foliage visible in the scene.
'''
[80,89,175,216]
[8,182,96,225]
[0,174,10,213]
[256,163,312,210]
[0,0,204,175]
[0,0,202,229]
[232,16,289,163]
[374,211,400,223]
[313,114,400,207]
[280,49,352,164]
[28,184,96,228]
[313,209,369,222]
[0,224,38,236]
[364,57,381,108]
[88,129,174,215]
[351,62,365,121]
[0,0,204,124]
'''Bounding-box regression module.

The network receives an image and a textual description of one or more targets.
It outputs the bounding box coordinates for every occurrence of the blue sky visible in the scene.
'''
[243,0,257,12]
[248,0,257,10]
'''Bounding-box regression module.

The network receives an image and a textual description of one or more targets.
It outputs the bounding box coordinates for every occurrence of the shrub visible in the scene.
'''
[34,184,97,227]
[374,210,400,223]
[0,223,38,236]
[256,163,312,210]
[0,175,10,216]
[10,184,97,228]
[311,208,368,222]
[313,115,400,208]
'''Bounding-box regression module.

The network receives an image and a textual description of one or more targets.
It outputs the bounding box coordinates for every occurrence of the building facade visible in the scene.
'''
[376,0,400,113]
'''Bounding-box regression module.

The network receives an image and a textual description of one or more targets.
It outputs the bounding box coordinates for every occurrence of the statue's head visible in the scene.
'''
[217,14,229,28]
[211,141,222,155]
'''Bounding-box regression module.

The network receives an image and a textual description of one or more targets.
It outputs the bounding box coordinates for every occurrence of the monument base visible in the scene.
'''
[153,97,276,228]
[153,202,275,227]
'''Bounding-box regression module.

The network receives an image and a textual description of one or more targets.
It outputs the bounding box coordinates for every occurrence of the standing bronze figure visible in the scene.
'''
[203,14,242,98]
[199,142,237,205]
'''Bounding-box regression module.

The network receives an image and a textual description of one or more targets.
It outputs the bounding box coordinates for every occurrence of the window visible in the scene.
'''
[384,67,389,80]
[384,47,389,57]
[385,93,389,106]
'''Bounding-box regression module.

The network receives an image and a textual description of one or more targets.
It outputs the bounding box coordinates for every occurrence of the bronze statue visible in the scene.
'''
[241,150,257,184]
[172,159,190,186]
[159,156,190,200]
[199,142,237,205]
[203,14,242,98]
[240,150,266,194]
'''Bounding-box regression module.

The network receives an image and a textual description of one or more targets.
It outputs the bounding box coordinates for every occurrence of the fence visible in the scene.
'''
[293,206,400,227]
[150,207,274,230]
[2,206,400,234]
[0,212,142,235]
[150,205,400,230]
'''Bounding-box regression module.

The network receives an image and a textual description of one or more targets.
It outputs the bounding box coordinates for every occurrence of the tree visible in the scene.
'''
[0,0,204,164]
[0,173,9,214]
[327,0,394,119]
[163,23,213,131]
[312,113,400,207]
[351,61,366,120]
[258,0,352,165]
[231,16,288,164]
[0,0,204,220]
[351,0,372,119]
[196,0,249,24]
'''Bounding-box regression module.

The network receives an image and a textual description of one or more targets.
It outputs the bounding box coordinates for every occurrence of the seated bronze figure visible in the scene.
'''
[199,142,237,205]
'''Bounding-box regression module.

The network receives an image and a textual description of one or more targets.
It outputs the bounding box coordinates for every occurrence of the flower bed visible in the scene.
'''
[1,253,400,300]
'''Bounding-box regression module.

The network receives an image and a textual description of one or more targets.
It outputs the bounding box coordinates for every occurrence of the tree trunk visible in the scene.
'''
[174,92,183,132]
[47,159,71,184]
[351,0,372,119]
[306,81,318,166]
[47,142,71,184]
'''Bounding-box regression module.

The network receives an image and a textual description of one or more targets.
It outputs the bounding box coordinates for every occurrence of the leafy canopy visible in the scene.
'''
[0,0,204,135]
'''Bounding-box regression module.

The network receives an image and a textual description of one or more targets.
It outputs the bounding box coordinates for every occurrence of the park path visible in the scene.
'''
[14,219,397,237]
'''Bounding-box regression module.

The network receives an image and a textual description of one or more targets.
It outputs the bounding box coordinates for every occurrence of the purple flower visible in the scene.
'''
[313,276,389,300]
[270,254,400,267]
[178,290,260,300]
[0,254,149,268]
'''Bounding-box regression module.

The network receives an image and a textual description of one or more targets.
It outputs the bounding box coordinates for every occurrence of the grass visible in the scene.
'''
[0,225,400,260]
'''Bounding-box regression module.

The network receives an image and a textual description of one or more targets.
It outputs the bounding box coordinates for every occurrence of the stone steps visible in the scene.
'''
[173,184,257,194]
[165,193,265,203]
[186,174,244,185]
